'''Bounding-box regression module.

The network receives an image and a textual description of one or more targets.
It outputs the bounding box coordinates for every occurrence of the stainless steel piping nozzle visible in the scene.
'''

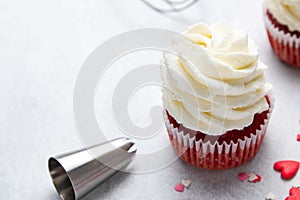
[48,137,137,200]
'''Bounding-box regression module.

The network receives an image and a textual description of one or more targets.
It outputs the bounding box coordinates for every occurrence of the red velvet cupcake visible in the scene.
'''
[161,22,274,170]
[264,0,300,67]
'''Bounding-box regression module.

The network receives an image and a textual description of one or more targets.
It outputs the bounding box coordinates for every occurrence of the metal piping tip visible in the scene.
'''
[48,137,137,200]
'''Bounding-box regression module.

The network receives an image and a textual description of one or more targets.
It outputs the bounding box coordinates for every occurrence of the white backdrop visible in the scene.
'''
[1,0,300,199]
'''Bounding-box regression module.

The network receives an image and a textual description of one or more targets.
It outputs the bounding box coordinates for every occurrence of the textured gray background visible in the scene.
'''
[1,0,300,199]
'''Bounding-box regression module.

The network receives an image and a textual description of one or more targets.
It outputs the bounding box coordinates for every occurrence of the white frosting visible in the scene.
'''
[161,21,272,136]
[265,0,300,31]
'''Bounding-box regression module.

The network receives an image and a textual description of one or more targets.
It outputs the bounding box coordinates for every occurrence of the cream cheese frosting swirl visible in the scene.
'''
[161,21,272,136]
[265,0,300,31]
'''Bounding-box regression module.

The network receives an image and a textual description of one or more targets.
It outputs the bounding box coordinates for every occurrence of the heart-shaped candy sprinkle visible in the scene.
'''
[248,173,258,182]
[266,192,276,200]
[286,187,300,200]
[238,172,249,182]
[248,173,262,183]
[174,183,184,192]
[181,179,191,188]
[274,160,299,180]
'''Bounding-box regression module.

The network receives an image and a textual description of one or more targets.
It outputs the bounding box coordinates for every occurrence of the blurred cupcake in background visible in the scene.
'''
[161,21,274,170]
[264,0,300,67]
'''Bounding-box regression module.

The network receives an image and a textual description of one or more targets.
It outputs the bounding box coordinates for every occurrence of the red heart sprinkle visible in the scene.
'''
[274,160,300,180]
[238,172,249,182]
[297,134,300,142]
[285,187,300,200]
[252,174,262,183]
[174,183,184,192]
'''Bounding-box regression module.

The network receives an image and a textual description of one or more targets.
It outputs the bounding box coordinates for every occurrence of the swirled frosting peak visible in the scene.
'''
[265,0,300,31]
[161,21,272,136]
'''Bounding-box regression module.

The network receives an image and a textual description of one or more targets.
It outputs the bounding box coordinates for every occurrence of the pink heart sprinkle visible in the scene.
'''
[174,183,184,192]
[238,172,249,182]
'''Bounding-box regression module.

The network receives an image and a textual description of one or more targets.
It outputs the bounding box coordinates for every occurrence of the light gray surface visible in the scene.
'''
[0,0,300,199]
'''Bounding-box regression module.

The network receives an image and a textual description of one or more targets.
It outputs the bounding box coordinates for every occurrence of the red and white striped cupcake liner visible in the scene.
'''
[264,10,300,67]
[164,96,274,170]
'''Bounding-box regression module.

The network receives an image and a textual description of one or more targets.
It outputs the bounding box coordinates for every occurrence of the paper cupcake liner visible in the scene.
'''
[164,96,274,170]
[264,10,300,67]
